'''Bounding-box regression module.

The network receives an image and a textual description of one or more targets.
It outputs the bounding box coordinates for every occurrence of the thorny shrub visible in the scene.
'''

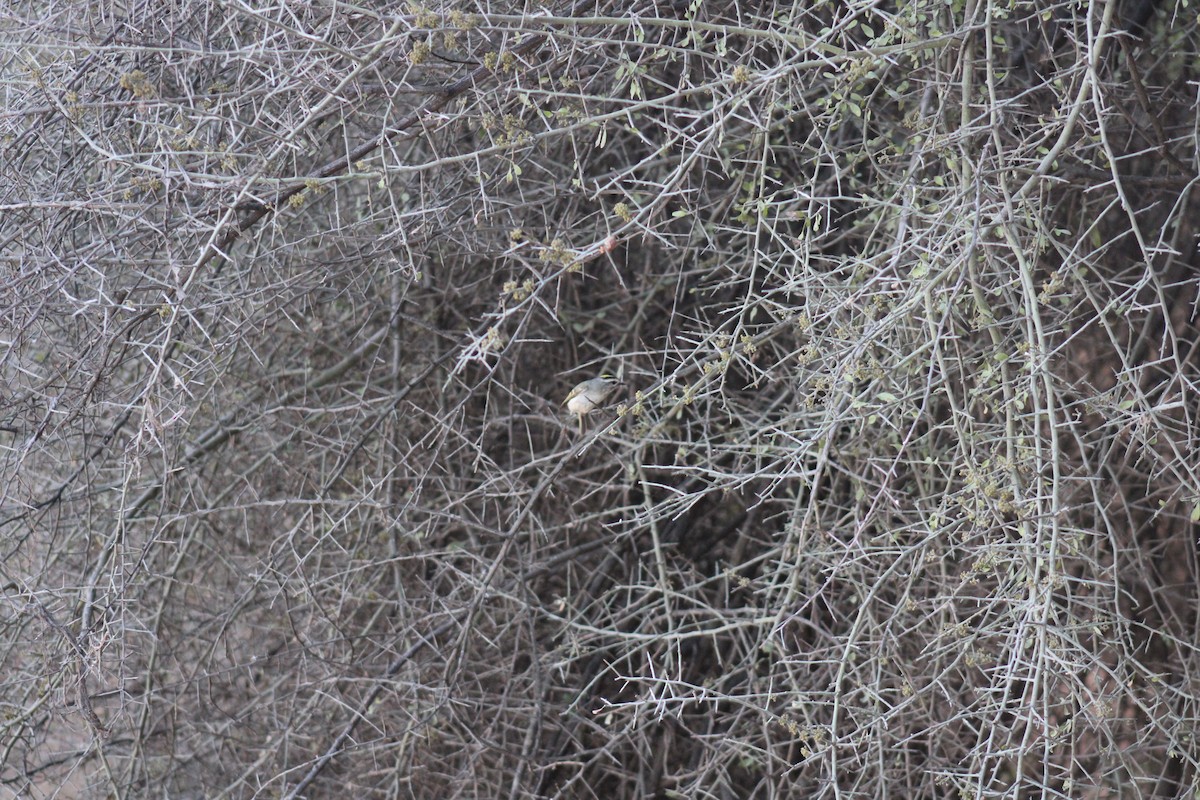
[1,0,1198,797]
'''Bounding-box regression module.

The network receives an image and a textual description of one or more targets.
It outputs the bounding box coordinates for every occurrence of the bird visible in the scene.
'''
[563,375,623,434]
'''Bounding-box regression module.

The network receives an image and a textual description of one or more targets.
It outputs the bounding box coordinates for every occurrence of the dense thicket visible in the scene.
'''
[2,0,1199,797]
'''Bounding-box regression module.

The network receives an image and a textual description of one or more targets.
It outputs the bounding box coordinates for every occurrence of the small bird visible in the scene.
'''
[563,375,623,434]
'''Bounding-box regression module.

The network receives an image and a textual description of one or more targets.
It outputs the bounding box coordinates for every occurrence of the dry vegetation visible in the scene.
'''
[2,0,1200,797]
